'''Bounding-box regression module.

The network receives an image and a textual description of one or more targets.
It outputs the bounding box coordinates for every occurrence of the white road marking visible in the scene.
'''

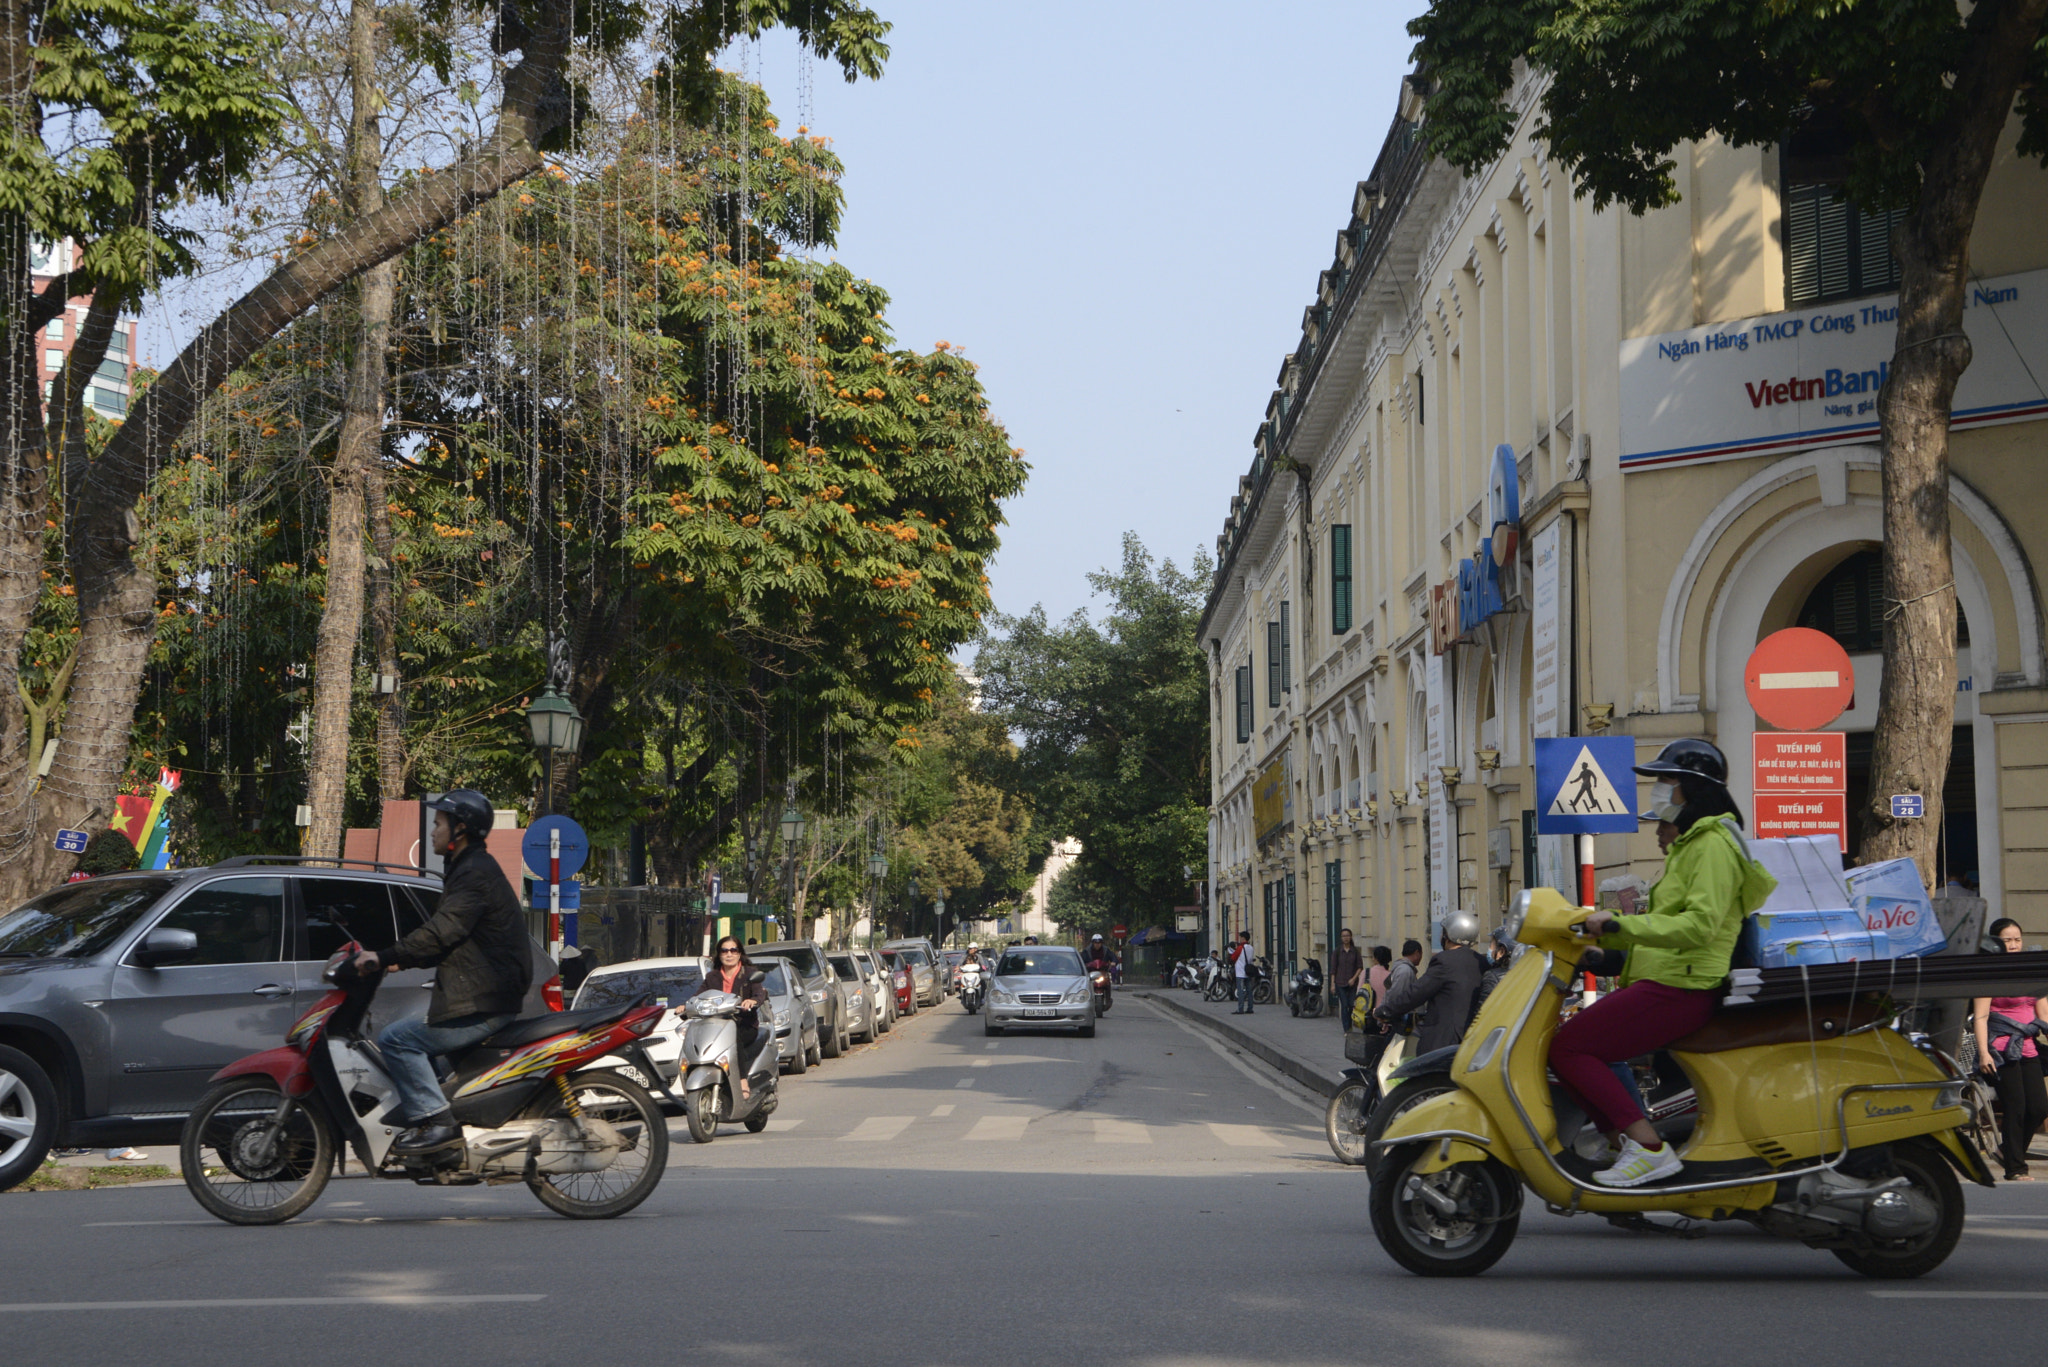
[840,1116,914,1142]
[764,1117,804,1132]
[984,1042,1000,1051]
[971,1058,992,1067]
[930,1104,956,1117]
[1207,1122,1284,1148]
[954,1077,977,1089]
[0,1296,545,1313]
[1094,1119,1151,1144]
[965,1115,1030,1141]
[1868,1291,2048,1299]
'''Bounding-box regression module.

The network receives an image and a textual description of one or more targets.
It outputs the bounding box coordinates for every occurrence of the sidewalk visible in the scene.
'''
[1130,987,1357,1097]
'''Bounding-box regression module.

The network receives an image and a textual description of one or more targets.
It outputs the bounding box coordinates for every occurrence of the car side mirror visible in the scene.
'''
[133,927,199,968]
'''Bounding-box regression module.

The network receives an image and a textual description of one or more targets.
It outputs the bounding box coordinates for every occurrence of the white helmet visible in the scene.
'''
[1441,910,1481,947]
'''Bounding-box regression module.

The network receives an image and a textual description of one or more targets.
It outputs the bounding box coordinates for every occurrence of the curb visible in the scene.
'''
[1134,989,1345,1098]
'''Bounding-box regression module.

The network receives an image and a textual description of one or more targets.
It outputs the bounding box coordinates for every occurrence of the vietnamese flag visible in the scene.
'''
[109,794,154,851]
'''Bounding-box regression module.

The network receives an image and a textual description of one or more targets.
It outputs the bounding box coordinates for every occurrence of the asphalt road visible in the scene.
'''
[6,993,2048,1366]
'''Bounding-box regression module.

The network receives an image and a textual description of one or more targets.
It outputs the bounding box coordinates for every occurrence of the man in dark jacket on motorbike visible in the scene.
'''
[356,789,533,1153]
[1377,913,1487,1053]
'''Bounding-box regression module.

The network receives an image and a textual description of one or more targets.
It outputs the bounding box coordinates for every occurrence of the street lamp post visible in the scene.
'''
[866,844,887,947]
[525,683,584,815]
[778,785,805,940]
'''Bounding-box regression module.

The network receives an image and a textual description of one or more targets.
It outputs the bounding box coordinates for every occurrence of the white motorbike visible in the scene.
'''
[679,983,780,1143]
[959,962,986,1014]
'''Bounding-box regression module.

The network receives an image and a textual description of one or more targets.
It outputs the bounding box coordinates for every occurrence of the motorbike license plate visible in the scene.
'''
[1022,1008,1056,1018]
[618,1065,650,1087]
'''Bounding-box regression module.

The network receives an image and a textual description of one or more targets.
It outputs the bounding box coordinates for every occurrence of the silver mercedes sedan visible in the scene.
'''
[984,945,1096,1038]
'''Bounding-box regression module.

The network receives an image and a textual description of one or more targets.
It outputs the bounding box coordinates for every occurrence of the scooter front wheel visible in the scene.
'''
[1325,1078,1376,1166]
[180,1077,334,1226]
[524,1070,669,1219]
[685,1085,720,1144]
[1370,1146,1521,1277]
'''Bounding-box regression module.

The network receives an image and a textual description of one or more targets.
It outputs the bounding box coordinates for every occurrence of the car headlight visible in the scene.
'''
[809,989,826,1003]
[991,987,1017,1005]
[1063,983,1090,1003]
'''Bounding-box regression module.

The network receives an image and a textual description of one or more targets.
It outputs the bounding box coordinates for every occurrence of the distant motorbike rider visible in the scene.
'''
[1376,914,1485,1053]
[355,790,533,1154]
[1473,926,1518,1013]
[704,936,766,1098]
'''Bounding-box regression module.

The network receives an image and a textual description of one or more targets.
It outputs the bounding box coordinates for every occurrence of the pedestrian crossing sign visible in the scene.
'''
[1534,736,1640,834]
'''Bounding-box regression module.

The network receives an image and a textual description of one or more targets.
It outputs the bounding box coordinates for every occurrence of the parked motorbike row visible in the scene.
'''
[1326,889,2001,1281]
[1174,953,1273,1004]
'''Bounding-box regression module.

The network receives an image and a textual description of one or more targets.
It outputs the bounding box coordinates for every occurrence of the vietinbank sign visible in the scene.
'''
[1619,268,2048,471]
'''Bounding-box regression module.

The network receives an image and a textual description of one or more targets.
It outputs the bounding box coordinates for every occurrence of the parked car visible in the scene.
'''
[985,944,1096,1038]
[750,940,850,1058]
[881,937,944,1008]
[759,961,820,1073]
[878,949,918,1016]
[0,857,559,1190]
[571,956,706,1096]
[829,952,883,1044]
[850,949,895,1034]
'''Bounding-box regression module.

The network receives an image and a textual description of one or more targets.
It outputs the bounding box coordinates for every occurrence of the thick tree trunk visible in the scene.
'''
[305,0,398,862]
[0,5,574,902]
[1862,0,2048,883]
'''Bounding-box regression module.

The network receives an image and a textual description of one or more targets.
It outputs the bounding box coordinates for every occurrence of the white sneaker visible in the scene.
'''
[1593,1136,1683,1187]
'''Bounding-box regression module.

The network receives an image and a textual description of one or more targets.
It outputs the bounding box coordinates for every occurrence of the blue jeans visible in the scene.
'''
[1337,986,1359,1032]
[378,1012,514,1123]
[1235,977,1255,1013]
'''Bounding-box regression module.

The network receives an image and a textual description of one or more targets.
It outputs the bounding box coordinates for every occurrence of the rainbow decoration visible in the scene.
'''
[109,768,181,869]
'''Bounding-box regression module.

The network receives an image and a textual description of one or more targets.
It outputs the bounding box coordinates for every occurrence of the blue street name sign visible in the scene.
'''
[522,814,589,880]
[1891,794,1925,819]
[1534,736,1640,835]
[53,828,89,853]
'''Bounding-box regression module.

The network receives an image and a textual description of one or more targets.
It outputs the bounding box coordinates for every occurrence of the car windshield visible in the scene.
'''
[759,964,791,997]
[758,946,822,978]
[902,947,930,966]
[574,966,704,1009]
[0,878,176,960]
[997,949,1084,978]
[829,956,860,979]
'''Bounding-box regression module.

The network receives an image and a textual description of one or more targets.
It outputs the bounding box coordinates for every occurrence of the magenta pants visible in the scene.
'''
[1550,979,1720,1134]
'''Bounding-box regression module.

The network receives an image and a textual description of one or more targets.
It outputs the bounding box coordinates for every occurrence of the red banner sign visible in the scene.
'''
[1754,793,1847,843]
[1753,731,1847,794]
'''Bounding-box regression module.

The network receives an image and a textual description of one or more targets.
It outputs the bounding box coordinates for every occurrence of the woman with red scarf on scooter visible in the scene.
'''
[1551,739,1774,1189]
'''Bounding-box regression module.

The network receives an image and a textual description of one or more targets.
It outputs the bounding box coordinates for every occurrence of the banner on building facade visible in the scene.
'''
[1426,652,1451,930]
[1251,751,1292,843]
[1619,267,2048,472]
[1529,520,1564,739]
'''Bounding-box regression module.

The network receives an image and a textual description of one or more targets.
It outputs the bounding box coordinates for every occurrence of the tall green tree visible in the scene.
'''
[1409,0,2048,880]
[976,533,1209,928]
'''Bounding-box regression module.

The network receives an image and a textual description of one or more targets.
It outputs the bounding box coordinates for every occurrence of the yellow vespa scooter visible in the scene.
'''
[1369,888,1992,1278]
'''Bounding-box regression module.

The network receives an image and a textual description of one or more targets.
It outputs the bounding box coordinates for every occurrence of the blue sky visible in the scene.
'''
[736,1,1427,626]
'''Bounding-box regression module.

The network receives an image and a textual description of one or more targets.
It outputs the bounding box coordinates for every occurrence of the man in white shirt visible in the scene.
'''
[1231,930,1257,1014]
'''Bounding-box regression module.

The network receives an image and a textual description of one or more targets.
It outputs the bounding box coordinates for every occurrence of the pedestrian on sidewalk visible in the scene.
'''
[1332,929,1365,1033]
[1231,930,1257,1014]
[1975,917,2048,1181]
[1367,944,1393,1001]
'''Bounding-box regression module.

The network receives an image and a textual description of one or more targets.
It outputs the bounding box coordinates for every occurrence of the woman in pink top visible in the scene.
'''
[1974,918,2048,1180]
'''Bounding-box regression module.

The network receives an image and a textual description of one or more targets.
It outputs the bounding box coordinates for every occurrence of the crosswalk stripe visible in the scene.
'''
[840,1116,914,1142]
[1094,1119,1150,1145]
[1207,1122,1284,1148]
[954,1077,977,1088]
[930,1104,955,1117]
[764,1117,804,1132]
[971,1058,992,1068]
[964,1115,1030,1141]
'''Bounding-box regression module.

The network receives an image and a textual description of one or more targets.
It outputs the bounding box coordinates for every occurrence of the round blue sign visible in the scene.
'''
[522,814,589,879]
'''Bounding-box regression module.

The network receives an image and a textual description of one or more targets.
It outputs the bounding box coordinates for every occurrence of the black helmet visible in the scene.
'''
[423,789,495,840]
[1633,738,1728,789]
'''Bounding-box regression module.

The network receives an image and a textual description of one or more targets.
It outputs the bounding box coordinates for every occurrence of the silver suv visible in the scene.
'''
[0,858,555,1190]
[749,941,851,1060]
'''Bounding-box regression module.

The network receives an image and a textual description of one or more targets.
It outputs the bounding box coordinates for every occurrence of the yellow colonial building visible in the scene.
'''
[1200,68,2048,967]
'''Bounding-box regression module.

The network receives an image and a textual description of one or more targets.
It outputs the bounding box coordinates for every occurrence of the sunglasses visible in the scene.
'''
[719,946,741,955]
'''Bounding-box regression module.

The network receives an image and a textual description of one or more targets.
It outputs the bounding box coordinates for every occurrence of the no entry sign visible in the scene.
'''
[1745,628,1855,730]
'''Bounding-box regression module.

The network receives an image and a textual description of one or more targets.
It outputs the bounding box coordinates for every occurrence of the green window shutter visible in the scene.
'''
[1267,622,1282,706]
[1279,601,1292,692]
[1330,525,1353,635]
[1235,664,1252,742]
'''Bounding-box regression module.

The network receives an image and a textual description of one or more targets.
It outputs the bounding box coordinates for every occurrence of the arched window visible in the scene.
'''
[1797,549,1969,651]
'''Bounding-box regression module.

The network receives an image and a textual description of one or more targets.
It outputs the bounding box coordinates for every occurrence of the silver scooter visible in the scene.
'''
[679,981,780,1143]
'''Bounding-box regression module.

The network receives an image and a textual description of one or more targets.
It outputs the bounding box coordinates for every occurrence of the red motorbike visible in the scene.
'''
[179,948,671,1225]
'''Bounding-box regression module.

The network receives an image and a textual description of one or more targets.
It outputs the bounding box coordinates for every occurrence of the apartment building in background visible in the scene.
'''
[30,238,139,418]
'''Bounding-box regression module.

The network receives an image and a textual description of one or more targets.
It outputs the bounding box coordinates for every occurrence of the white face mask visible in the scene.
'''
[1643,781,1684,823]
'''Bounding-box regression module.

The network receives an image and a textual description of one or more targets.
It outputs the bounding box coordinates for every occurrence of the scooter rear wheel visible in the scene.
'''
[1370,1146,1522,1277]
[1831,1138,1965,1279]
[180,1078,334,1226]
[523,1070,669,1219]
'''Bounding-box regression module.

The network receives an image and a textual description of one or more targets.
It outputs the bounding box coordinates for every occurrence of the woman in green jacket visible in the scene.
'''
[1552,739,1774,1189]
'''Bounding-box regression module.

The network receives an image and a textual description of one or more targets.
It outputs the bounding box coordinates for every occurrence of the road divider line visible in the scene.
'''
[840,1116,914,1142]
[764,1117,805,1132]
[930,1104,956,1116]
[971,1058,992,1067]
[954,1077,977,1089]
[0,1295,546,1313]
[1207,1122,1285,1148]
